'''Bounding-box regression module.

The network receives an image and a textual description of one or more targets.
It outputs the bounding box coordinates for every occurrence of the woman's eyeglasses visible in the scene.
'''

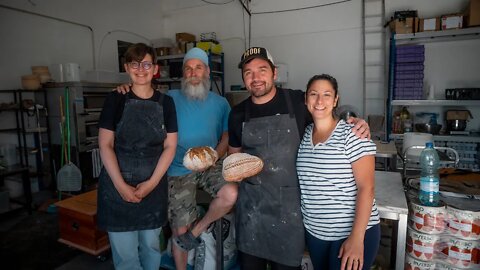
[128,61,154,70]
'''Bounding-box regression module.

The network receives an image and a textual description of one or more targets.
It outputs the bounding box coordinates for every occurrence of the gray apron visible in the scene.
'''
[236,89,305,267]
[98,93,168,232]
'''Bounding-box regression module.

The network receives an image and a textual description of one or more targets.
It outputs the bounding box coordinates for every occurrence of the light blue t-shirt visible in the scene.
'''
[167,89,230,176]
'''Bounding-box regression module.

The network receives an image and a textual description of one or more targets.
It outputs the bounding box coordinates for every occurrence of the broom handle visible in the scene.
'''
[59,96,68,164]
[65,87,71,163]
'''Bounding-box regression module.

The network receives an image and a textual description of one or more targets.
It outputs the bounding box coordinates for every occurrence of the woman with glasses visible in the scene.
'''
[97,43,178,270]
[296,74,380,270]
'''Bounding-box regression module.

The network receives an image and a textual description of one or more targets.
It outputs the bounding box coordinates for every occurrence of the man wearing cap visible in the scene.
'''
[116,47,237,270]
[228,47,370,269]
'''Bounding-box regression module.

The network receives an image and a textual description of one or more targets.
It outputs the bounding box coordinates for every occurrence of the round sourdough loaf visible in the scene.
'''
[183,146,218,172]
[222,153,263,182]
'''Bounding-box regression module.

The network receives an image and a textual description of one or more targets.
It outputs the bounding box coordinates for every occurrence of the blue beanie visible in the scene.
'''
[183,47,209,66]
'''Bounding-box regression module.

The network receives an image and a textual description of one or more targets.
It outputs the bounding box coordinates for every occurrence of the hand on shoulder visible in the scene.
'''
[114,84,131,94]
[347,117,370,139]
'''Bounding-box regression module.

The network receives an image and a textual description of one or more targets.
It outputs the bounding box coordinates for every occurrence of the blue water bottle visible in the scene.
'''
[418,142,440,206]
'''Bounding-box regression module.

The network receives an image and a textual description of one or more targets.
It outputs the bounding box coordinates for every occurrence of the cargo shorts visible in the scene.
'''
[168,159,227,229]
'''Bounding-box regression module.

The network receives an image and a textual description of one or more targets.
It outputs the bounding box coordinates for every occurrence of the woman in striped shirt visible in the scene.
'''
[296,74,380,270]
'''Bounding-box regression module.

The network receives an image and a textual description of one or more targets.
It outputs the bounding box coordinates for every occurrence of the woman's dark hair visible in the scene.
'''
[306,74,338,96]
[124,43,157,63]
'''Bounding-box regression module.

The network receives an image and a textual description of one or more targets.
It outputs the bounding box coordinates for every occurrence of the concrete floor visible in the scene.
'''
[0,191,394,270]
[56,253,114,270]
[0,190,113,270]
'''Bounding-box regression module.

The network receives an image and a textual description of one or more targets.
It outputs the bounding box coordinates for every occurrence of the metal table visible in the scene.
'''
[375,171,408,270]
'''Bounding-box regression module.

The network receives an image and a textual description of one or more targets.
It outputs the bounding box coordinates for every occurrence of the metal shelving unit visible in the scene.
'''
[387,26,480,140]
[0,89,53,189]
[395,27,480,44]
[391,100,480,106]
[386,27,480,171]
[390,133,480,143]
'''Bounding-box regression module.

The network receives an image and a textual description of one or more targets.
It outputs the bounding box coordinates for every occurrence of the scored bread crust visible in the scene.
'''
[222,153,264,182]
[183,146,218,171]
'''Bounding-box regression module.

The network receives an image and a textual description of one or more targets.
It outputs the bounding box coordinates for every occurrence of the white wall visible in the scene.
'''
[0,0,165,145]
[0,0,478,115]
[0,0,165,89]
[162,0,479,118]
[162,0,364,111]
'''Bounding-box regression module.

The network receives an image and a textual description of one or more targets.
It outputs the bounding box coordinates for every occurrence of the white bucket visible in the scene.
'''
[447,206,480,240]
[51,63,81,82]
[50,64,65,82]
[406,226,444,261]
[0,189,9,213]
[4,177,39,198]
[409,199,446,234]
[405,254,436,270]
[442,237,480,269]
[64,63,81,82]
[0,144,18,166]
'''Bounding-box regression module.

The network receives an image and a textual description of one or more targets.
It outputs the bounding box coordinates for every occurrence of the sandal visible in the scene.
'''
[173,230,201,251]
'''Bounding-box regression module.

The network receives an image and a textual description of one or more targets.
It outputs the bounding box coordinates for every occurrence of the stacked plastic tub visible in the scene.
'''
[406,195,480,269]
[394,45,425,100]
[435,140,480,171]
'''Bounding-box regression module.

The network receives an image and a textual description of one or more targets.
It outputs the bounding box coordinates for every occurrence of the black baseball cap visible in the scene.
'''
[238,47,275,69]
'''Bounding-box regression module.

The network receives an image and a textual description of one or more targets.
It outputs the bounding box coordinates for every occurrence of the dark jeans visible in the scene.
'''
[305,224,380,270]
[238,251,301,270]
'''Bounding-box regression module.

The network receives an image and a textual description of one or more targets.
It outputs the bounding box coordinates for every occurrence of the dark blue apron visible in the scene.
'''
[236,89,305,267]
[98,92,168,232]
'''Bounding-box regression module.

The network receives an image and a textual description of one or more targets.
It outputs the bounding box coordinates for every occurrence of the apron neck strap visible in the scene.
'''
[244,88,295,121]
[156,91,164,104]
[283,89,295,118]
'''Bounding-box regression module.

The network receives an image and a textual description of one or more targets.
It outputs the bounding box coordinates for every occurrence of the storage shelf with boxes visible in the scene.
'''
[390,0,480,35]
[465,0,480,27]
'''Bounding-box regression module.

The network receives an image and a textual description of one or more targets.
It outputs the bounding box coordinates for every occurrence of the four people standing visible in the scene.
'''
[102,44,377,270]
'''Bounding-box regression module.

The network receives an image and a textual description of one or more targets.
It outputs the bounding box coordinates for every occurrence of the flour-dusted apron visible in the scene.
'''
[98,93,168,232]
[236,89,305,266]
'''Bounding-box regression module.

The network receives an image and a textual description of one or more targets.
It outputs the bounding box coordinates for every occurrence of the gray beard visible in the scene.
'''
[181,77,211,100]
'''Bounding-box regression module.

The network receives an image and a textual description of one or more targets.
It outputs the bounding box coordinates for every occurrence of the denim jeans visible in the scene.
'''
[305,224,381,270]
[108,228,161,270]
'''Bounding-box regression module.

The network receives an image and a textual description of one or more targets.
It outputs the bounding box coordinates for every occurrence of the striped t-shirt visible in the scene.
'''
[296,120,380,241]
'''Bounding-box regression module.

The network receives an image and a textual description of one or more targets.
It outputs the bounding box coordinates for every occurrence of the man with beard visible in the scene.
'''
[228,47,370,269]
[117,47,237,270]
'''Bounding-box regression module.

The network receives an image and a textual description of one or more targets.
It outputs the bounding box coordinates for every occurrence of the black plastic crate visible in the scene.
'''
[445,88,480,100]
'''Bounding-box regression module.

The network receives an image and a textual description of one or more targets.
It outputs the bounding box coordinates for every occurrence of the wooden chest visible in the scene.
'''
[55,190,110,255]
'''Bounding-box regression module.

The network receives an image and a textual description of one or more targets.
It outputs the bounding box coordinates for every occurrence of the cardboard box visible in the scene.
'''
[419,17,440,32]
[175,32,196,43]
[389,17,419,34]
[441,14,463,30]
[464,0,480,27]
[446,110,473,120]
